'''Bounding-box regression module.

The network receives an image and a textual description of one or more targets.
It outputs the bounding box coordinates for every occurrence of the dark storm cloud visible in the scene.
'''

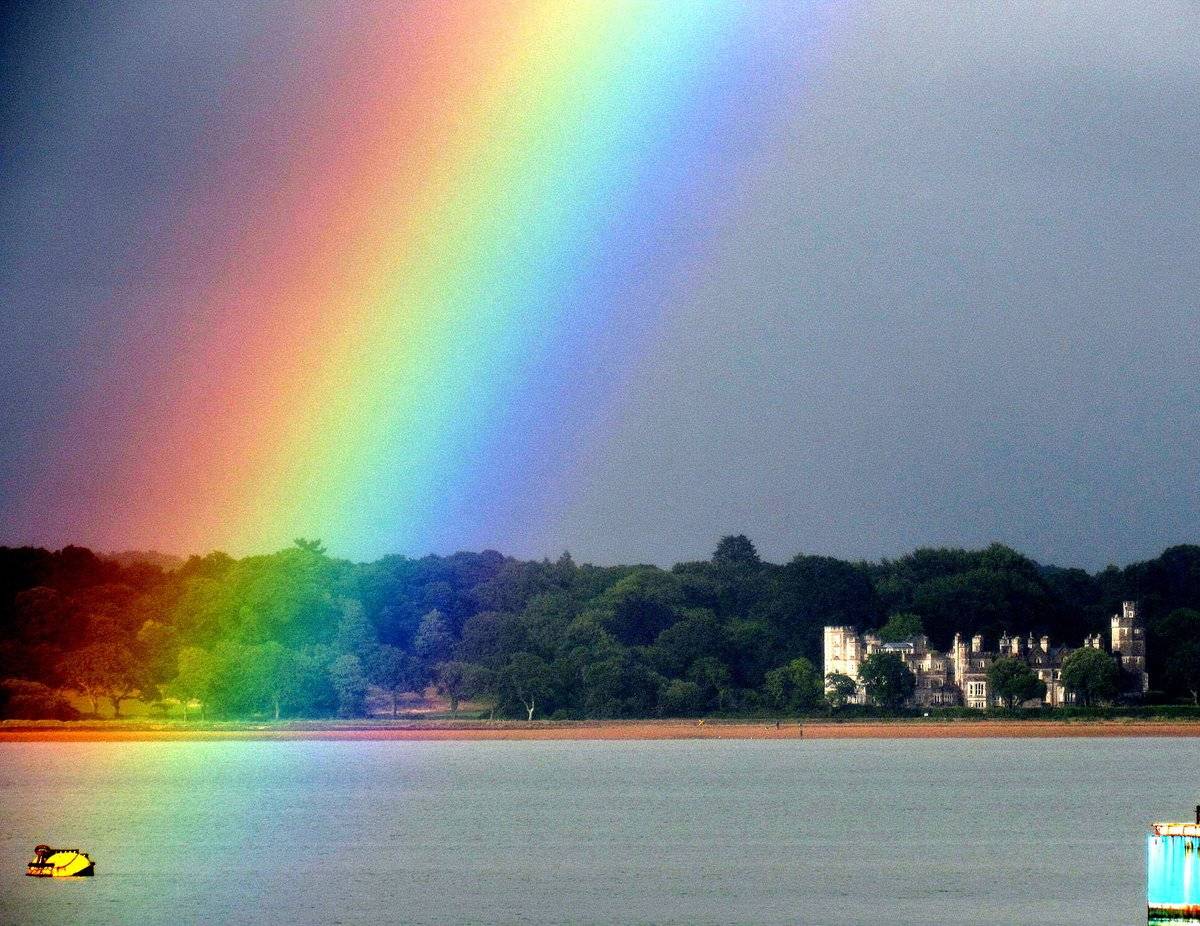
[1,1,1196,567]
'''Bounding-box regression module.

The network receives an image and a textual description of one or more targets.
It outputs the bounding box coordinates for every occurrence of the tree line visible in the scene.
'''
[1,537,1198,720]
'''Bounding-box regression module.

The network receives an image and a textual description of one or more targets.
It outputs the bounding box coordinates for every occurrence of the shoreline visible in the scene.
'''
[3,718,1200,742]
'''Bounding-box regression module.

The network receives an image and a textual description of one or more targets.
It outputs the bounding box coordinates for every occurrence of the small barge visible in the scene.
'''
[26,845,95,877]
[1149,809,1199,924]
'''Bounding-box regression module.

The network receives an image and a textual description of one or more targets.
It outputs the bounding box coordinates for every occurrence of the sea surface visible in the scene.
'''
[0,737,1193,925]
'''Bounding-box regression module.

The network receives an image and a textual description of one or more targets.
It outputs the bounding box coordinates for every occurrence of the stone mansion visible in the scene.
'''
[823,601,1148,708]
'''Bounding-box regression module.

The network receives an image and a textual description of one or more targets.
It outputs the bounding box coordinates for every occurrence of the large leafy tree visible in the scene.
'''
[824,672,858,710]
[328,654,370,718]
[764,657,824,714]
[1164,643,1200,705]
[435,660,487,713]
[167,646,216,720]
[1060,647,1119,706]
[858,652,915,710]
[497,652,556,721]
[413,609,454,680]
[58,642,142,717]
[987,656,1047,708]
[876,613,925,643]
[713,535,761,569]
[369,645,418,717]
[1152,608,1200,703]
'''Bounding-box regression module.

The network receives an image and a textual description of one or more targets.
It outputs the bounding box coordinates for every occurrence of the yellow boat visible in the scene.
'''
[26,845,95,877]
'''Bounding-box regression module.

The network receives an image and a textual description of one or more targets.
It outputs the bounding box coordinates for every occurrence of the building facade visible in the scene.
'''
[824,600,1147,708]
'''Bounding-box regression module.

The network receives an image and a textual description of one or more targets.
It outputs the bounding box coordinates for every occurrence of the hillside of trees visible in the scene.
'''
[1,537,1198,720]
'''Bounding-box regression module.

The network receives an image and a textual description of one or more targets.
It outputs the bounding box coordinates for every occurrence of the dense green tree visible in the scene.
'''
[435,660,487,713]
[597,569,683,647]
[167,646,216,720]
[858,652,916,709]
[413,609,454,679]
[713,535,761,569]
[1060,647,1119,705]
[254,642,300,721]
[876,613,924,643]
[764,657,824,713]
[688,656,734,711]
[456,610,531,669]
[328,653,370,717]
[657,678,705,716]
[756,555,881,664]
[649,610,723,676]
[497,652,556,721]
[1151,608,1200,702]
[1164,641,1200,704]
[333,599,376,662]
[59,642,142,717]
[987,656,1047,708]
[824,672,858,710]
[369,645,418,717]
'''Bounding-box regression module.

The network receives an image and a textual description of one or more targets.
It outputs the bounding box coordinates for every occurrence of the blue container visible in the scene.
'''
[1148,823,1200,923]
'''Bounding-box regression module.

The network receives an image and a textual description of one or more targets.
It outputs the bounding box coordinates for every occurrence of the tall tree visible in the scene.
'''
[59,642,141,717]
[1060,647,1119,706]
[369,645,418,718]
[824,672,858,710]
[435,661,486,713]
[764,657,824,713]
[987,656,1047,708]
[497,652,555,721]
[713,535,761,569]
[413,609,454,680]
[858,652,915,710]
[328,654,370,717]
[167,646,215,720]
[255,642,299,721]
[876,613,924,643]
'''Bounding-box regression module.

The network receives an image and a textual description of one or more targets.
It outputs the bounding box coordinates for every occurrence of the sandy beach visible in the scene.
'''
[2,718,1198,742]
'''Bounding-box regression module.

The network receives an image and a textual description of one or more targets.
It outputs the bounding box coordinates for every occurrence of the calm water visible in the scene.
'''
[0,737,1194,925]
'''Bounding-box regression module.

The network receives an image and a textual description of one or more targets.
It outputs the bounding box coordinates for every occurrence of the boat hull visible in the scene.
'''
[26,850,95,877]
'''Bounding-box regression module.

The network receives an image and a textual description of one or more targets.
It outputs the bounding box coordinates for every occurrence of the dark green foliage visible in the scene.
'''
[755,555,881,666]
[435,660,488,713]
[1,538,1199,720]
[0,678,80,719]
[1060,647,1120,705]
[986,656,1047,707]
[858,652,916,709]
[328,653,370,718]
[764,657,824,714]
[496,652,556,720]
[369,645,419,717]
[713,535,761,569]
[875,612,924,643]
[824,672,857,710]
[1156,608,1200,703]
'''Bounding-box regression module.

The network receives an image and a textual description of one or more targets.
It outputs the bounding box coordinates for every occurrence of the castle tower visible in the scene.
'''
[1111,600,1148,693]
[824,626,864,702]
[951,632,968,688]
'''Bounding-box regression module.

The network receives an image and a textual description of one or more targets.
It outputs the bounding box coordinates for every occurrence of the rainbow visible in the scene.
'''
[20,1,841,559]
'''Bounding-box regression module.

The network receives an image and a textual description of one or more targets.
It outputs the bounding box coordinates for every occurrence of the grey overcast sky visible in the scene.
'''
[1,1,1197,569]
[553,1,1200,569]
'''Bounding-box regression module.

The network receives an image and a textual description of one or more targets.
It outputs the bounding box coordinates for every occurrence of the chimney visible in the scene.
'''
[1040,635,1050,653]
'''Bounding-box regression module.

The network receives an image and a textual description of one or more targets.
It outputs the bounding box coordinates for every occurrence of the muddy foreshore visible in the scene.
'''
[2,717,1199,742]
